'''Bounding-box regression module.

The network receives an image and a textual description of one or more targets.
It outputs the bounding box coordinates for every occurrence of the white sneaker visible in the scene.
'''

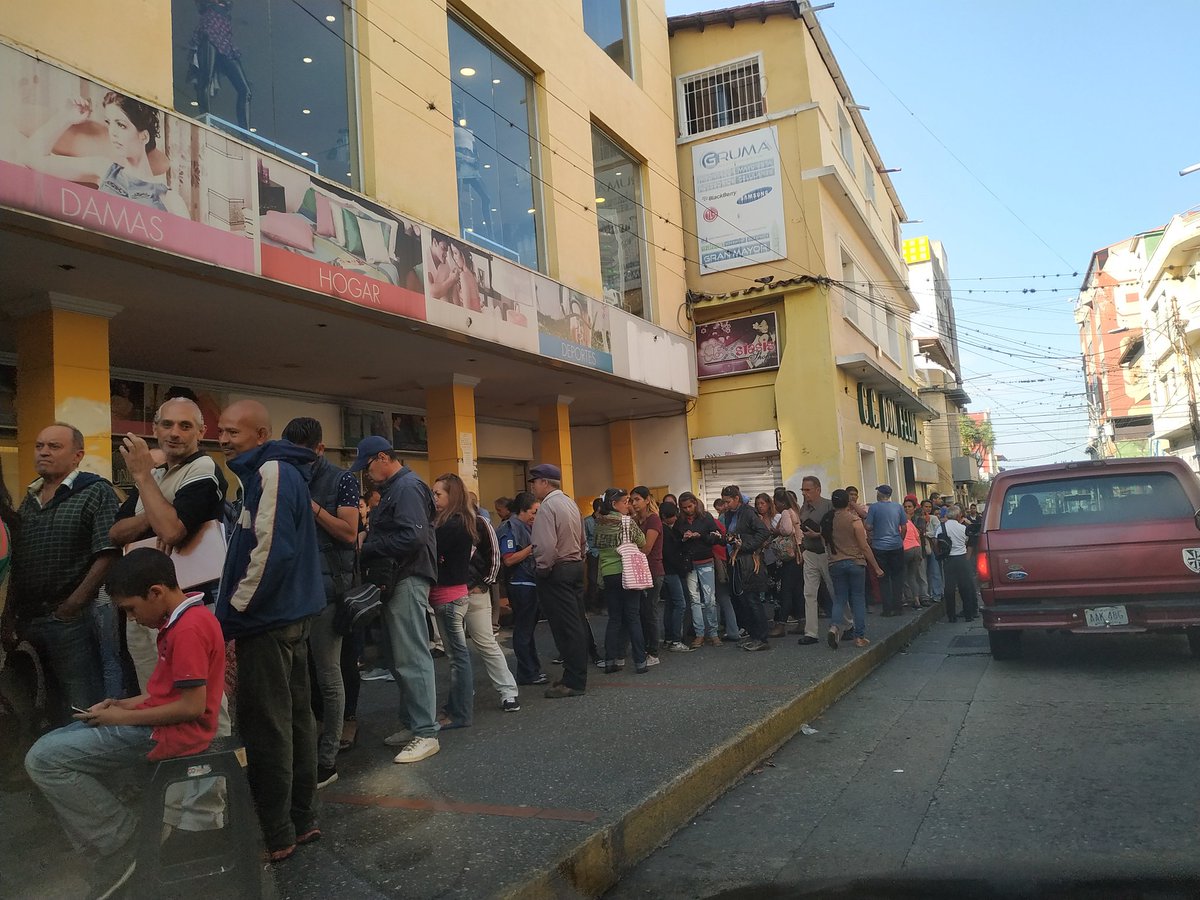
[394,736,440,764]
[666,641,693,653]
[383,728,413,747]
[645,655,660,667]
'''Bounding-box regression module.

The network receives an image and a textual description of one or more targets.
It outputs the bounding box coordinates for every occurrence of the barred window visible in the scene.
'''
[679,57,764,137]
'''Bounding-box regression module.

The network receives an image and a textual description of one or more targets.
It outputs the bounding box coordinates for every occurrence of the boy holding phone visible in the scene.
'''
[24,548,225,899]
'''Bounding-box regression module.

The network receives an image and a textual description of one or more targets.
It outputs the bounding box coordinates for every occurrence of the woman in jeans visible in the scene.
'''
[594,488,649,674]
[823,489,884,649]
[902,498,929,608]
[630,486,664,666]
[464,498,521,712]
[430,473,476,728]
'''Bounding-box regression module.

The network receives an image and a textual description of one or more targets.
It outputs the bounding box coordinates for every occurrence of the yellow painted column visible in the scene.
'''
[12,294,121,485]
[609,418,638,490]
[424,374,480,494]
[536,395,575,500]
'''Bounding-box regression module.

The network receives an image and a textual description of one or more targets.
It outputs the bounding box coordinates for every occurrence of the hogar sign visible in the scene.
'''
[857,384,918,443]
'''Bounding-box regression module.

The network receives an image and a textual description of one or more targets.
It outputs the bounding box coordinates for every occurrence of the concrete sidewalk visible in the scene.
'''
[274,603,943,899]
[0,603,942,899]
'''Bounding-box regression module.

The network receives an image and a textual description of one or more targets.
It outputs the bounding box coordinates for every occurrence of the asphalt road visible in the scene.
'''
[609,620,1200,898]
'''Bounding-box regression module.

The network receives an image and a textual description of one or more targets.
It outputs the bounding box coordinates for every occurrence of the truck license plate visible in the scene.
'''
[1084,605,1129,627]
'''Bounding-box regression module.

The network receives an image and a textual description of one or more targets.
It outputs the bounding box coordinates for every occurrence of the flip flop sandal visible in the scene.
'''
[266,844,296,863]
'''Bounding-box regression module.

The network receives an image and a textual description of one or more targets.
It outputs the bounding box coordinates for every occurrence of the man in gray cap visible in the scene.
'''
[351,436,441,762]
[528,463,588,698]
[864,484,908,617]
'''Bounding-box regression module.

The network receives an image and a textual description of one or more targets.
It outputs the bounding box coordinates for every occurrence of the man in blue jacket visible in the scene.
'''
[352,436,441,763]
[215,399,325,862]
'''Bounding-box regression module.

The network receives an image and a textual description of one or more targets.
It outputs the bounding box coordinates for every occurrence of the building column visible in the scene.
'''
[609,419,638,490]
[424,374,480,495]
[10,293,122,485]
[537,395,575,499]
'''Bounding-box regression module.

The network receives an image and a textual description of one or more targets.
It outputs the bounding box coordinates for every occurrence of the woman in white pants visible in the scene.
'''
[465,505,521,712]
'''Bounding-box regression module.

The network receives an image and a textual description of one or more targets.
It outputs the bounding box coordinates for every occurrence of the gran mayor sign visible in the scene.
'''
[857,384,918,443]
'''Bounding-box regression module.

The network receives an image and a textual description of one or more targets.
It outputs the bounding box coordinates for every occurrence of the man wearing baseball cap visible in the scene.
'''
[528,463,589,698]
[864,484,907,617]
[352,436,441,763]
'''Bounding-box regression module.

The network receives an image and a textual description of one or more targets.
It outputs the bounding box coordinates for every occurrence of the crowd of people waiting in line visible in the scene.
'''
[0,394,984,897]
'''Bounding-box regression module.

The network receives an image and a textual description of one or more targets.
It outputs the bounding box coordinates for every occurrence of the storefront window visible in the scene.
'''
[592,127,646,319]
[171,0,359,187]
[583,0,632,75]
[448,18,542,271]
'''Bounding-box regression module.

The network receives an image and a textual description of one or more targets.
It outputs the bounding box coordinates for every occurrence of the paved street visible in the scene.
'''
[610,620,1200,897]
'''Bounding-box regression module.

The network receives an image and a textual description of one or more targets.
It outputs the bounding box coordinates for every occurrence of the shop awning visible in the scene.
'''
[835,353,939,420]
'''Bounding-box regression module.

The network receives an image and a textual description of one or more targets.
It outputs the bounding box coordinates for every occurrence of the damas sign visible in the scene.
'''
[692,125,787,274]
[857,384,918,444]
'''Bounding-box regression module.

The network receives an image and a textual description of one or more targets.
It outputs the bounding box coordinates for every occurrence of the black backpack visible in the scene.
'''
[935,523,952,560]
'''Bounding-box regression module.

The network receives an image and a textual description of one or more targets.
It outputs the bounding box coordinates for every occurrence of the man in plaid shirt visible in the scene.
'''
[1,423,120,723]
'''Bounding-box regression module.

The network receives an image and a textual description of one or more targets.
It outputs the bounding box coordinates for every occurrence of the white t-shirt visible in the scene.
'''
[944,519,969,556]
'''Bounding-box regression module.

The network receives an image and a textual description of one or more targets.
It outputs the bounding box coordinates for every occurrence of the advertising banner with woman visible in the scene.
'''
[696,312,781,379]
[0,43,256,272]
[423,229,538,353]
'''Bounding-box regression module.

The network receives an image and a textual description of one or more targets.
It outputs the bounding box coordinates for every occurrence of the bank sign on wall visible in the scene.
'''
[857,384,919,444]
[692,125,788,274]
[0,42,694,393]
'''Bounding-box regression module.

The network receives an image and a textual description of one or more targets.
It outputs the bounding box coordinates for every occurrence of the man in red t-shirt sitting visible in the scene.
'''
[25,548,225,899]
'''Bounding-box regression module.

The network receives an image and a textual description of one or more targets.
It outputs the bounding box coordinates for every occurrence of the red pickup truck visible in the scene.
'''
[977,456,1200,660]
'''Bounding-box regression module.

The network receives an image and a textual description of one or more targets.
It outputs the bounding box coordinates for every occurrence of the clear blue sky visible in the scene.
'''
[664,0,1200,467]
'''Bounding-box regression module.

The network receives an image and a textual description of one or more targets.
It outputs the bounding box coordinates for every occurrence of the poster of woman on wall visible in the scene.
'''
[0,43,256,271]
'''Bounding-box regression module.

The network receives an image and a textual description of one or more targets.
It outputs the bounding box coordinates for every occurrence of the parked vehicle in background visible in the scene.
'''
[976,456,1200,660]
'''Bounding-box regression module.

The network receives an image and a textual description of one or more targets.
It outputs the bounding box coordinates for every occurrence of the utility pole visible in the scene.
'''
[1169,298,1200,450]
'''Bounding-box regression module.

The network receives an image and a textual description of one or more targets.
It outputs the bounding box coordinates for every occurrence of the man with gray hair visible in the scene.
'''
[110,397,228,687]
[940,504,979,623]
[2,423,120,723]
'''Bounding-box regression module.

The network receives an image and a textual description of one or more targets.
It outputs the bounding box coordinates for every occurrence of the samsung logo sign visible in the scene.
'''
[737,186,772,205]
[700,140,773,169]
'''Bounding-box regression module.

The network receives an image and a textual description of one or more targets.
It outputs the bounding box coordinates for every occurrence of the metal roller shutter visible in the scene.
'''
[699,454,783,509]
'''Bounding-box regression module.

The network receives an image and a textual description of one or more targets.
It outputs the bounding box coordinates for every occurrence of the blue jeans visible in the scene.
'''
[685,563,718,638]
[383,576,439,739]
[434,595,473,726]
[660,574,686,643]
[92,597,126,699]
[508,583,542,683]
[716,578,741,638]
[25,721,152,856]
[926,553,944,600]
[23,612,104,724]
[604,573,647,666]
[830,559,867,639]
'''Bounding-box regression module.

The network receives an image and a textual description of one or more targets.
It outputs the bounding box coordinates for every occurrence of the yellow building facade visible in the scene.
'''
[0,1,697,508]
[669,1,939,503]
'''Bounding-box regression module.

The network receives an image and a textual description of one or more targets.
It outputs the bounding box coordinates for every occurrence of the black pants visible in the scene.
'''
[195,39,252,129]
[537,561,589,691]
[943,555,979,622]
[605,574,647,666]
[235,618,318,852]
[875,547,907,613]
[741,590,771,642]
[774,559,803,622]
[639,575,664,652]
[508,583,542,683]
[340,624,363,718]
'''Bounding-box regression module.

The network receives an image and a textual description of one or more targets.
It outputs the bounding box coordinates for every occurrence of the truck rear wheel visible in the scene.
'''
[988,629,1022,661]
[1187,628,1200,659]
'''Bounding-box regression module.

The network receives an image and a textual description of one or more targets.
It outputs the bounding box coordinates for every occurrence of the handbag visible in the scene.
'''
[618,517,654,591]
[333,547,383,636]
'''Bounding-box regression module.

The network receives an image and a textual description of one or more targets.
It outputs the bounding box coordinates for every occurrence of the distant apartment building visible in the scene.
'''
[903,235,978,493]
[1139,211,1200,469]
[1075,234,1156,459]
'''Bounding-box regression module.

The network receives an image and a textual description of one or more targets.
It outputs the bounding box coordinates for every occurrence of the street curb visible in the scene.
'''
[501,603,945,899]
